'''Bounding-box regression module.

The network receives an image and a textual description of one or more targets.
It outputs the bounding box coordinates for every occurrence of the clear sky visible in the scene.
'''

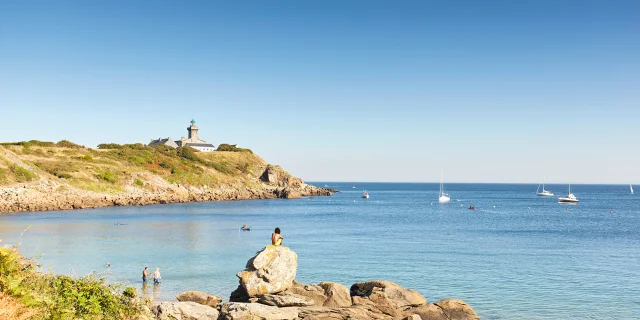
[1,1,639,184]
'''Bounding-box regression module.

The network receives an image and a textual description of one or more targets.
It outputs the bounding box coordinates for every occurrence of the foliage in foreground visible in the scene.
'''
[0,243,146,320]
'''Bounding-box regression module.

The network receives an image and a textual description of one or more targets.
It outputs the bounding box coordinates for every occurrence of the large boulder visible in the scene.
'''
[258,293,316,307]
[284,281,352,308]
[407,299,479,320]
[175,291,222,308]
[220,302,299,320]
[297,306,393,320]
[350,280,426,310]
[236,245,298,297]
[154,301,219,320]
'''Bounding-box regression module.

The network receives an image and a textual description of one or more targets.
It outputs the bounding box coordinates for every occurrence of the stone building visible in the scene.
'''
[148,120,216,152]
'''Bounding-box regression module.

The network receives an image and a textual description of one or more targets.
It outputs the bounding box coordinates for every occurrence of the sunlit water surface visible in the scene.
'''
[1,183,639,319]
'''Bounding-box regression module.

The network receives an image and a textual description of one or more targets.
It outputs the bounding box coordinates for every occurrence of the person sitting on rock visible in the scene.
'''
[271,227,284,246]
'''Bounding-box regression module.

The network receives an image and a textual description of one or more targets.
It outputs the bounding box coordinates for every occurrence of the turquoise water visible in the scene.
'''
[1,183,639,319]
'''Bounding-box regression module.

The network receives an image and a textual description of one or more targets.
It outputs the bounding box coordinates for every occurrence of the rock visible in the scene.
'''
[284,281,352,308]
[407,299,479,320]
[258,293,316,307]
[154,301,219,320]
[220,302,299,320]
[236,245,298,297]
[403,315,422,320]
[350,280,426,309]
[297,306,393,320]
[176,290,222,307]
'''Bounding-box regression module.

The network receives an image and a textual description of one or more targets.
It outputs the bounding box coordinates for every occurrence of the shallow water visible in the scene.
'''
[1,183,639,319]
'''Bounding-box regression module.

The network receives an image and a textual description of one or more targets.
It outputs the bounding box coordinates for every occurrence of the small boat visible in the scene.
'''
[631,184,634,195]
[536,177,554,196]
[241,225,251,231]
[468,205,476,210]
[361,191,369,199]
[352,184,356,189]
[438,170,450,203]
[558,183,579,203]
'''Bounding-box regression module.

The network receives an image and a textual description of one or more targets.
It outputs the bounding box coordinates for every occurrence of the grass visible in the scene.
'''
[0,241,147,320]
[1,141,271,191]
[9,165,38,182]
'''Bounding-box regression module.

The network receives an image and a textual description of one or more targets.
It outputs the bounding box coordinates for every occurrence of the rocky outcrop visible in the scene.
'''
[283,281,352,308]
[236,245,298,297]
[405,299,480,320]
[175,291,221,308]
[217,247,479,320]
[220,302,299,320]
[0,178,333,214]
[153,301,219,320]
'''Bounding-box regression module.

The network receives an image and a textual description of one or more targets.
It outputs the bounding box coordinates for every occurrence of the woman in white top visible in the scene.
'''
[153,267,161,284]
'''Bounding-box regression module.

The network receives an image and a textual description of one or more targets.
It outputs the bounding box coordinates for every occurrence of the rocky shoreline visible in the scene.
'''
[0,166,334,214]
[150,246,479,320]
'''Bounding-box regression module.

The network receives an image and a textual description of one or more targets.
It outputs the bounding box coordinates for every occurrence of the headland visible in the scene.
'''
[0,140,333,214]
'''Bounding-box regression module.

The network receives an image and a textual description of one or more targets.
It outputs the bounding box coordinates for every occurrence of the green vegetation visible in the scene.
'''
[9,165,38,182]
[1,140,268,190]
[97,143,123,150]
[0,244,146,319]
[216,143,253,153]
[96,170,117,183]
[134,179,144,187]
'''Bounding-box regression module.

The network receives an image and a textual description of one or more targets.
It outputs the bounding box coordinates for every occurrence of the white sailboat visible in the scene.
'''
[631,184,634,195]
[558,183,579,203]
[536,177,554,196]
[438,171,450,203]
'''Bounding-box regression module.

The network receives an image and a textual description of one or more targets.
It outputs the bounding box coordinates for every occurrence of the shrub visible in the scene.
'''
[97,170,117,183]
[79,155,93,161]
[57,173,72,179]
[176,146,199,161]
[56,140,83,149]
[211,162,234,175]
[0,246,145,319]
[217,143,253,153]
[134,179,144,187]
[9,165,37,182]
[97,143,123,149]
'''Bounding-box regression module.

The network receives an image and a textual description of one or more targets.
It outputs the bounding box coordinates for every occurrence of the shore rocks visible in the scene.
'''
[220,302,299,320]
[351,280,427,309]
[284,281,352,308]
[154,301,219,320]
[236,245,298,297]
[405,298,480,320]
[175,291,221,308]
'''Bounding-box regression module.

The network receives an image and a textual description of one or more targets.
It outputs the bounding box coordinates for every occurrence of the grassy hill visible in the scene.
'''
[0,141,329,213]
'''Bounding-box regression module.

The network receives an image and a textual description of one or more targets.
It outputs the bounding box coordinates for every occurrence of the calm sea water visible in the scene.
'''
[1,183,639,319]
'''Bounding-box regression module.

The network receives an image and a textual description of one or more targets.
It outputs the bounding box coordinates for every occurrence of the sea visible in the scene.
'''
[1,183,639,319]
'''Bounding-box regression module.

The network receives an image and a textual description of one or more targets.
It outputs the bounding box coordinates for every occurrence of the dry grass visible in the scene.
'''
[0,292,40,320]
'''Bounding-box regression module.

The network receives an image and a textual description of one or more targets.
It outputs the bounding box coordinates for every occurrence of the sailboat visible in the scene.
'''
[438,171,450,203]
[536,177,554,196]
[631,184,634,195]
[558,183,579,203]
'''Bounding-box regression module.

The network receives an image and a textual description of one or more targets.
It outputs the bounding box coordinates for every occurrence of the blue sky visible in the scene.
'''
[1,1,639,183]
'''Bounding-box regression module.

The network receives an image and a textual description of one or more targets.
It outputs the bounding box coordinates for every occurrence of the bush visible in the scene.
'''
[57,173,72,179]
[134,179,144,187]
[97,143,122,149]
[216,143,252,153]
[56,140,83,149]
[9,165,37,182]
[97,170,117,183]
[0,246,145,319]
[176,146,199,161]
[79,155,93,161]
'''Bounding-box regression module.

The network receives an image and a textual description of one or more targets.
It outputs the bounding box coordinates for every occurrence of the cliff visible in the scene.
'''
[0,142,332,214]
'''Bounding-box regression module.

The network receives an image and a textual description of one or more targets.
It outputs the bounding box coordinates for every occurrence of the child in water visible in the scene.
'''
[153,267,161,284]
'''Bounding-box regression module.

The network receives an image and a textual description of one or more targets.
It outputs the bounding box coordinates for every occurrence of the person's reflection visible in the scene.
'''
[141,281,149,297]
[153,282,161,300]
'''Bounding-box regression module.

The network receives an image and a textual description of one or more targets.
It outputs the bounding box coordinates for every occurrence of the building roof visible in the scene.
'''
[184,142,215,148]
[149,138,178,148]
